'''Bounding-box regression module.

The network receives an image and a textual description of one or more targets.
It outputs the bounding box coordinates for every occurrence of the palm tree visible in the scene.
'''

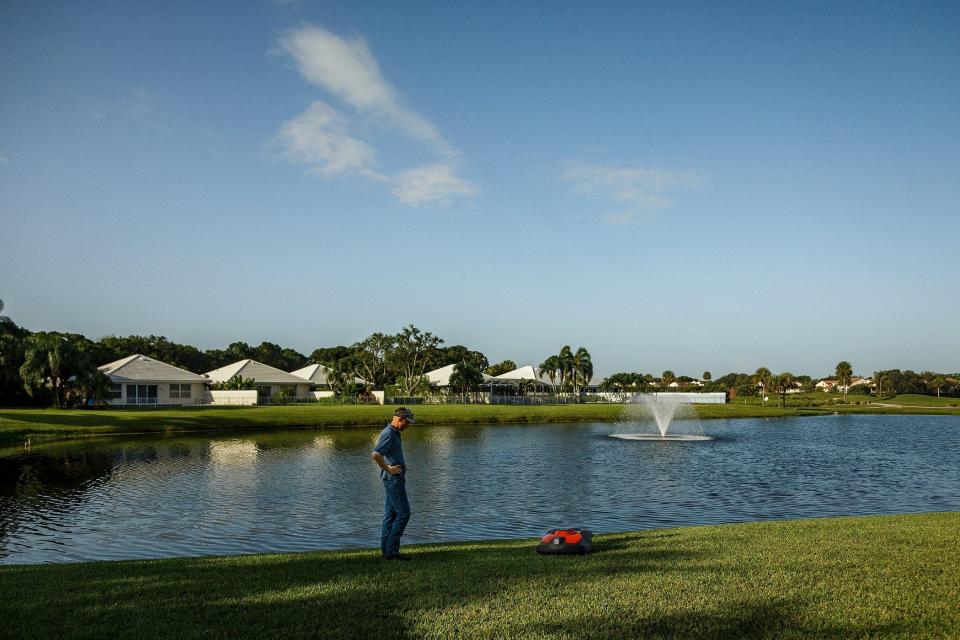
[873,370,885,398]
[450,361,484,402]
[19,333,78,407]
[661,370,676,390]
[642,373,655,391]
[75,369,115,407]
[558,346,574,395]
[930,375,947,398]
[539,355,560,391]
[775,372,795,407]
[754,367,772,397]
[573,347,593,399]
[835,361,853,401]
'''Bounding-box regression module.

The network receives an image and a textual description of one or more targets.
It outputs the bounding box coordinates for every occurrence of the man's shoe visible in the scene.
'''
[383,554,412,561]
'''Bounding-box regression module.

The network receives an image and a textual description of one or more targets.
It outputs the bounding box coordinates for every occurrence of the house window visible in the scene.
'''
[169,384,192,399]
[127,384,157,405]
[109,384,122,400]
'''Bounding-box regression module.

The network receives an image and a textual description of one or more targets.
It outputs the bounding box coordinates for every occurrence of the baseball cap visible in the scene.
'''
[393,407,416,422]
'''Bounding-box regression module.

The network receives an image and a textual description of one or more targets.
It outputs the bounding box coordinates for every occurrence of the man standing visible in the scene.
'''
[371,407,415,560]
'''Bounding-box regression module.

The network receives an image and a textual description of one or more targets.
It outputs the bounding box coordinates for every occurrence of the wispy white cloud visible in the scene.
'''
[275,101,385,179]
[393,163,480,205]
[565,163,706,223]
[274,25,475,206]
[277,25,454,157]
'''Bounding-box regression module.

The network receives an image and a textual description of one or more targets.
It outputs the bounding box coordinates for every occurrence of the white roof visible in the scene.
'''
[493,365,556,386]
[424,363,497,387]
[205,359,310,385]
[99,354,208,383]
[290,363,365,385]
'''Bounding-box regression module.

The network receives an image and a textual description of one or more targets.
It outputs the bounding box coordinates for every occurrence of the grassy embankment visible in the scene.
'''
[1,395,958,449]
[0,403,816,448]
[1,512,956,639]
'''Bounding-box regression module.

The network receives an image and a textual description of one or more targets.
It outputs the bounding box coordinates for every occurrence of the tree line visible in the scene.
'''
[600,361,959,406]
[0,300,570,406]
[1,298,955,407]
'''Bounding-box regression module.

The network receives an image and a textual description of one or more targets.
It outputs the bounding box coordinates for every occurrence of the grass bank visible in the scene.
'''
[2,397,957,449]
[1,512,956,639]
[0,403,817,448]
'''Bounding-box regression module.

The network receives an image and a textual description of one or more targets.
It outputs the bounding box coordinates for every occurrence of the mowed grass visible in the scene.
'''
[1,513,956,639]
[2,397,958,449]
[881,394,960,408]
[0,403,813,448]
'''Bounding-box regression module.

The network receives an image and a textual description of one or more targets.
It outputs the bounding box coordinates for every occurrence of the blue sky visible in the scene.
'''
[1,1,958,378]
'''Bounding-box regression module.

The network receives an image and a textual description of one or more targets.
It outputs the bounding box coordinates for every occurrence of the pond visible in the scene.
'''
[1,414,958,564]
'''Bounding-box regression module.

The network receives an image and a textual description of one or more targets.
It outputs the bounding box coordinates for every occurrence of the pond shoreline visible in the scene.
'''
[2,401,958,451]
[2,512,957,638]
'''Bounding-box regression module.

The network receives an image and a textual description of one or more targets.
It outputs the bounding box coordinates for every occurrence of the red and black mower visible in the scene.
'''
[536,528,593,555]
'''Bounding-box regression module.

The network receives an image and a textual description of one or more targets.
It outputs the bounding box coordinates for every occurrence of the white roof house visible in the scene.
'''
[98,354,209,406]
[494,365,557,387]
[423,363,498,387]
[205,359,311,389]
[100,354,208,383]
[290,363,365,386]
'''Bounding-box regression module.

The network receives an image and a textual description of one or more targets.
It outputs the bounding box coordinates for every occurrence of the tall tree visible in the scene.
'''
[19,333,89,407]
[351,333,394,390]
[772,372,795,407]
[449,361,484,402]
[484,360,517,377]
[753,367,772,396]
[429,345,487,372]
[322,356,365,398]
[835,361,853,401]
[558,346,574,392]
[702,371,712,382]
[538,355,560,390]
[929,375,947,398]
[661,370,676,389]
[311,346,352,367]
[389,325,444,396]
[873,370,886,398]
[573,347,593,398]
[0,309,30,405]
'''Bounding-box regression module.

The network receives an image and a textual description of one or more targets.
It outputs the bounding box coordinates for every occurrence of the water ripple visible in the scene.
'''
[1,414,958,563]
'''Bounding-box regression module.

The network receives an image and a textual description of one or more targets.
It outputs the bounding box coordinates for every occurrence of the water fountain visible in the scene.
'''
[610,394,714,441]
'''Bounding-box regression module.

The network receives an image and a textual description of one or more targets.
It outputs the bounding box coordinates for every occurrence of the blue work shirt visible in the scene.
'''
[373,424,405,480]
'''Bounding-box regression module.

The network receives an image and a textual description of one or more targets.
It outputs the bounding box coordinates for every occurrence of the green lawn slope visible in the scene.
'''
[1,513,956,639]
[879,394,960,408]
[0,403,813,448]
[1,398,957,449]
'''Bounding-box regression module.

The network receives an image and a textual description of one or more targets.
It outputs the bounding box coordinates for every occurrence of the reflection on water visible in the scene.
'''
[1,415,958,564]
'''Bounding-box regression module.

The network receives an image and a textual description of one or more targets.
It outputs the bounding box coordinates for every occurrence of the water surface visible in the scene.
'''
[1,414,957,564]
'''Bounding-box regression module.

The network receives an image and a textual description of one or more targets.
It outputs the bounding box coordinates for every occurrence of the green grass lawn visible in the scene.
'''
[0,403,814,448]
[1,512,956,639]
[1,397,957,449]
[879,394,960,408]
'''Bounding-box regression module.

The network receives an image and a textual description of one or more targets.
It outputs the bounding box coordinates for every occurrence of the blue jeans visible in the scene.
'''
[381,476,411,557]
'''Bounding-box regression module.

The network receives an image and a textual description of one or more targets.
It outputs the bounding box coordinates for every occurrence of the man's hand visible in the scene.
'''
[386,464,402,476]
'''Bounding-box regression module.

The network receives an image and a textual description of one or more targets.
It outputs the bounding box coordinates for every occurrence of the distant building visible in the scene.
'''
[815,379,838,392]
[205,359,310,402]
[290,363,365,388]
[99,354,209,406]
